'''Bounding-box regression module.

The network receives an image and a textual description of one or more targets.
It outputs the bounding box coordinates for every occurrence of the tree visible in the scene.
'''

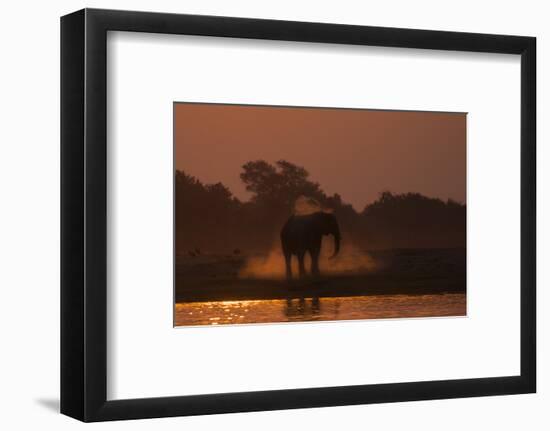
[239,160,278,199]
[361,191,466,249]
[175,164,467,254]
[240,160,323,209]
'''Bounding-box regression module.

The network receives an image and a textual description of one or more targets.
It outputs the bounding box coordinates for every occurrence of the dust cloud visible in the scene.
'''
[239,240,377,280]
[293,195,327,215]
[239,196,378,280]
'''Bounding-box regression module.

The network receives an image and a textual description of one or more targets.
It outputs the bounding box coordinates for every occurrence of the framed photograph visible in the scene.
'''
[173,102,468,325]
[61,8,536,422]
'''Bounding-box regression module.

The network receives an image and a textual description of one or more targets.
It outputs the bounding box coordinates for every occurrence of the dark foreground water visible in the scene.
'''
[174,293,466,326]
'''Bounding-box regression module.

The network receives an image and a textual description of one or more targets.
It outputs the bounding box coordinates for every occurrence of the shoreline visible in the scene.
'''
[175,247,466,303]
[175,273,466,303]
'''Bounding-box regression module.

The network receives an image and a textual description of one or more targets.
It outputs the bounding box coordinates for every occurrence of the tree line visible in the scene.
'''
[175,160,466,255]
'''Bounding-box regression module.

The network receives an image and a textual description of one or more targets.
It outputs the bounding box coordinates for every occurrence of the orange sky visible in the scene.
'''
[175,103,466,211]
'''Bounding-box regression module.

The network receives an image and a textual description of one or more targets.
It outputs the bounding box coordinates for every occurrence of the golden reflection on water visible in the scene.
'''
[174,294,466,327]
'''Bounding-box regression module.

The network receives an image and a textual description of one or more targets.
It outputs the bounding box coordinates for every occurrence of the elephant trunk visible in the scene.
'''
[330,230,341,259]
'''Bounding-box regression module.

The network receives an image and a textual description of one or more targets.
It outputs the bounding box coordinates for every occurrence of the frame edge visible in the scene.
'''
[60,8,86,422]
[520,36,537,394]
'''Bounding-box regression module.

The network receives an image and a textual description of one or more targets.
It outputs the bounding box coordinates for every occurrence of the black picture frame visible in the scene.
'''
[61,8,536,422]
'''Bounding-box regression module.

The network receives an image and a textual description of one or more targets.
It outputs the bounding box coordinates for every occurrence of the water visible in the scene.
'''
[174,293,466,326]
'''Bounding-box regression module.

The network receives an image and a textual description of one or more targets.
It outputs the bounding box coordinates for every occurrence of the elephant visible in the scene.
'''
[280,211,340,279]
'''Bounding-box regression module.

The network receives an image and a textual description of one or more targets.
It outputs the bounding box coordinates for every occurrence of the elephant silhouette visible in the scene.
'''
[280,211,340,279]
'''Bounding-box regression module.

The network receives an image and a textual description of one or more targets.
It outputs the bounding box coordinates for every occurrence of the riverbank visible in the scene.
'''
[175,248,466,303]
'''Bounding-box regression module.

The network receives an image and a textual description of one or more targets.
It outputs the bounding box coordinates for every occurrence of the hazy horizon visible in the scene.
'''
[175,103,466,211]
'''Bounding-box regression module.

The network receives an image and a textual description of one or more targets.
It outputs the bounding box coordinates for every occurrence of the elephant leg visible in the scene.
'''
[284,252,293,280]
[312,297,320,314]
[310,248,320,276]
[297,252,306,278]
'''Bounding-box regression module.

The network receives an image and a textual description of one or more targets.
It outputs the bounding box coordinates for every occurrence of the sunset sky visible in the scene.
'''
[174,103,466,211]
